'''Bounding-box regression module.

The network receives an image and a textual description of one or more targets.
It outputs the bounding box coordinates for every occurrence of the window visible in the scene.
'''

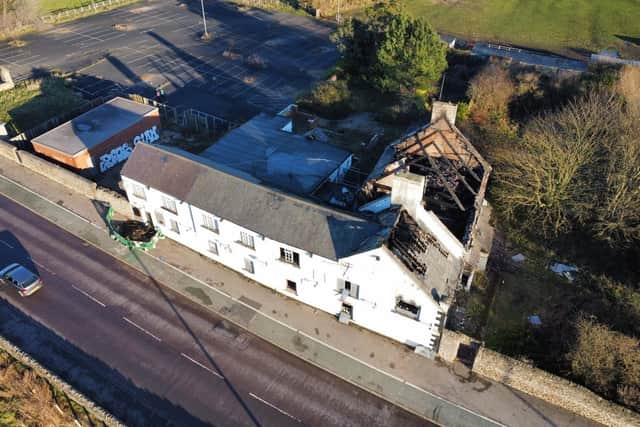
[342,280,359,299]
[208,240,218,255]
[239,231,255,249]
[201,214,218,233]
[286,280,297,294]
[170,219,180,234]
[155,210,165,226]
[161,196,177,213]
[244,258,254,274]
[280,248,300,267]
[341,303,353,318]
[131,183,146,200]
[395,299,420,320]
[132,207,141,217]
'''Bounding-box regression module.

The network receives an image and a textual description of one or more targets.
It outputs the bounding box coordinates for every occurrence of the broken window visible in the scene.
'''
[286,280,297,294]
[161,196,177,213]
[239,231,255,249]
[243,258,254,274]
[155,210,165,226]
[280,248,300,267]
[339,280,359,299]
[202,214,219,233]
[131,183,146,200]
[395,299,420,320]
[208,240,218,255]
[170,219,180,234]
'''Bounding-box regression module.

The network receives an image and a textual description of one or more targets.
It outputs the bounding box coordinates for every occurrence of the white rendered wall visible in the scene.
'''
[122,177,442,348]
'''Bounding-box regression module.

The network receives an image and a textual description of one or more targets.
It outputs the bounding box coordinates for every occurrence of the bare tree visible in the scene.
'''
[492,92,619,235]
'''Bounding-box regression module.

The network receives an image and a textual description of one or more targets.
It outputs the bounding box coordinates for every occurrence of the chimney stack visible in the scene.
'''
[391,172,425,218]
[431,101,458,126]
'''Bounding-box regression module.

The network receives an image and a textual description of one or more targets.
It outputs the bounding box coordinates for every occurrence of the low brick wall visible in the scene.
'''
[438,329,476,363]
[18,151,97,197]
[473,347,640,427]
[0,334,124,427]
[0,139,20,162]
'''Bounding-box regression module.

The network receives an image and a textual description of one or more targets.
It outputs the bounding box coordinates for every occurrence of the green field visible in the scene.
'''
[404,0,640,55]
[40,0,95,13]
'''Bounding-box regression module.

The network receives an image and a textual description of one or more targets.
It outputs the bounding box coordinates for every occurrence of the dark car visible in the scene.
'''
[0,263,43,296]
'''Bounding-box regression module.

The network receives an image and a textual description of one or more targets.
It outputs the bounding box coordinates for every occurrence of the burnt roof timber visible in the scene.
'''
[396,129,439,156]
[422,149,466,211]
[429,140,478,196]
[438,130,483,183]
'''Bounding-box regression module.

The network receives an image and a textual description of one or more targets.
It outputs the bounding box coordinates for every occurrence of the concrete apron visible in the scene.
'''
[0,174,503,427]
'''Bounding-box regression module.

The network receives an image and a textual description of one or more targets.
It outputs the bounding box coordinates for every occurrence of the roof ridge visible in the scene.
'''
[141,143,374,223]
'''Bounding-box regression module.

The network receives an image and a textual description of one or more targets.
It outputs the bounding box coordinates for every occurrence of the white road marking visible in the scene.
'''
[71,285,106,308]
[30,259,56,275]
[249,392,302,423]
[122,316,162,342]
[0,239,14,248]
[180,352,223,379]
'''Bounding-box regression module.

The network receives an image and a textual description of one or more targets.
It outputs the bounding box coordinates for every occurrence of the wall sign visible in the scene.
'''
[99,125,159,172]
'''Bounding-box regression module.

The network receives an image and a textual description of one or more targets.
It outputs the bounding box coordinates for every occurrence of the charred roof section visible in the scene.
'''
[360,113,491,245]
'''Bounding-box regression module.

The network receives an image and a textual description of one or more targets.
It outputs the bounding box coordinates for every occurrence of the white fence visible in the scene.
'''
[41,0,130,23]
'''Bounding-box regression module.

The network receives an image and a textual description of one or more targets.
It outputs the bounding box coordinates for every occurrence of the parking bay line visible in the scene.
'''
[248,392,302,423]
[122,316,162,342]
[71,284,106,308]
[180,352,223,379]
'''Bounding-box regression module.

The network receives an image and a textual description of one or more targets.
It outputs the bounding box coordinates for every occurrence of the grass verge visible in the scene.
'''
[0,349,106,426]
[0,77,87,135]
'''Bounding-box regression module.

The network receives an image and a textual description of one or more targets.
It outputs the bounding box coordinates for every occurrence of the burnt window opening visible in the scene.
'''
[286,280,297,294]
[395,299,420,320]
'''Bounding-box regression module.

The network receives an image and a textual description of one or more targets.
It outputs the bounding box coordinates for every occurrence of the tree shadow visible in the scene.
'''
[615,35,640,46]
[128,248,262,426]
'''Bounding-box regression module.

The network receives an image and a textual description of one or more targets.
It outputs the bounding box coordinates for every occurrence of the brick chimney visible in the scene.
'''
[431,101,458,126]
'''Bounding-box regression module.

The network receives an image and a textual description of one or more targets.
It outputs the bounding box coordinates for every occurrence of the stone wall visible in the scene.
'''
[438,329,476,363]
[0,139,20,162]
[95,187,131,216]
[18,150,98,197]
[473,347,640,427]
[0,141,132,216]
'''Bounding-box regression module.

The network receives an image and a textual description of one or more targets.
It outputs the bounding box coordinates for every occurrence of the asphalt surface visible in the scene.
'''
[0,193,432,427]
[0,0,338,119]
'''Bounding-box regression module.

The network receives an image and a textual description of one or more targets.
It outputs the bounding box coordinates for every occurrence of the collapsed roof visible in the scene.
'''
[360,116,491,245]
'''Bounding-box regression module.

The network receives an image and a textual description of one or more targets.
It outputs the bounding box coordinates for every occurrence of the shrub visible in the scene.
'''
[299,80,351,118]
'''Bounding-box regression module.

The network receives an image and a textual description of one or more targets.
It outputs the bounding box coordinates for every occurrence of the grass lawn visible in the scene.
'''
[0,78,86,134]
[404,0,640,55]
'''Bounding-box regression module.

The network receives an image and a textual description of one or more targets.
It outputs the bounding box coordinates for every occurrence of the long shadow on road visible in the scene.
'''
[128,247,263,427]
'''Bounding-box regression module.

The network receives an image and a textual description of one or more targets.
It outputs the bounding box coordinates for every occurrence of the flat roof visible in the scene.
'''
[31,97,157,156]
[200,113,351,195]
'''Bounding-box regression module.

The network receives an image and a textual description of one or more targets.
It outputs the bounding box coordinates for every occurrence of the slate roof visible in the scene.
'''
[200,113,351,195]
[31,97,157,156]
[122,143,381,260]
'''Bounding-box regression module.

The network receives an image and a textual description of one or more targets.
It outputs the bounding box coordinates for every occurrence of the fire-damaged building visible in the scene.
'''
[120,101,491,355]
[31,97,160,174]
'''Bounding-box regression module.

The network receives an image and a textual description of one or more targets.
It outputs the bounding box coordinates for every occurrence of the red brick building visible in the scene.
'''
[31,97,160,174]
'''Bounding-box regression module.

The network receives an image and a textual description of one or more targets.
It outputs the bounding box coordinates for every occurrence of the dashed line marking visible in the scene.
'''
[249,392,302,423]
[71,285,106,307]
[180,352,223,378]
[123,316,162,342]
[30,259,56,275]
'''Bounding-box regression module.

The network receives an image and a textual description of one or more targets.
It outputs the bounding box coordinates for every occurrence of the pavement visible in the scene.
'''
[0,154,604,427]
[0,0,338,119]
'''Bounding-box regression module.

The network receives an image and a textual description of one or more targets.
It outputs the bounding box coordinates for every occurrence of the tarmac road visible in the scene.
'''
[0,193,432,427]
